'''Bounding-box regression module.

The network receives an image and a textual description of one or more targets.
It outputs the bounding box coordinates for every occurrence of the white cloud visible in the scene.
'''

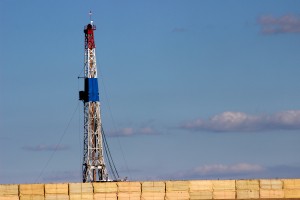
[181,110,300,132]
[258,14,300,34]
[107,127,157,137]
[22,144,69,151]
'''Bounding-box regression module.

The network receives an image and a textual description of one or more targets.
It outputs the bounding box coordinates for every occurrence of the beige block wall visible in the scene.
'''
[0,184,19,196]
[45,183,68,195]
[0,179,300,199]
[141,181,165,200]
[45,194,69,200]
[94,192,117,200]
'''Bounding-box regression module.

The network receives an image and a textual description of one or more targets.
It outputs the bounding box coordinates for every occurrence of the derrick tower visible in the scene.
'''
[79,17,108,182]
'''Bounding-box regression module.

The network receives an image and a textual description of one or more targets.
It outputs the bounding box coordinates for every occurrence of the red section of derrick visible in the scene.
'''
[84,24,96,50]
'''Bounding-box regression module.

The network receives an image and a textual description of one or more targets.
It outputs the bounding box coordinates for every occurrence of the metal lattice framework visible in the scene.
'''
[81,21,108,182]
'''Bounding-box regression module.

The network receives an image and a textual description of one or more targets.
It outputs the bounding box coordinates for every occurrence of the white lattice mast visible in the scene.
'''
[79,12,108,182]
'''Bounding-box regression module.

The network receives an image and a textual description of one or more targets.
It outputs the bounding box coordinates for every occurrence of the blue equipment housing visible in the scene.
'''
[79,78,100,102]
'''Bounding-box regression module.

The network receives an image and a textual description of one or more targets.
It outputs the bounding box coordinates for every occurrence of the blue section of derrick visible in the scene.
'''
[85,78,100,102]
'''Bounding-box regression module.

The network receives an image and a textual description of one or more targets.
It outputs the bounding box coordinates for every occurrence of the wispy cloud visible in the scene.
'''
[258,14,300,34]
[22,144,69,151]
[172,27,187,33]
[41,171,80,183]
[164,164,300,180]
[165,163,265,180]
[181,110,300,132]
[107,127,158,137]
[192,163,264,176]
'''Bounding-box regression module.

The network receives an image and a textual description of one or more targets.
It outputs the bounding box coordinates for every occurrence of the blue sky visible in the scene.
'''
[1,0,300,183]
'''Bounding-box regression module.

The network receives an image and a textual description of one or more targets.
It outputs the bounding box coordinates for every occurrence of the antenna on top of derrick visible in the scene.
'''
[89,11,93,24]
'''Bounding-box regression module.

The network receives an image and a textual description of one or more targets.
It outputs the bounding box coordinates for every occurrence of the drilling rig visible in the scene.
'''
[79,14,118,182]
